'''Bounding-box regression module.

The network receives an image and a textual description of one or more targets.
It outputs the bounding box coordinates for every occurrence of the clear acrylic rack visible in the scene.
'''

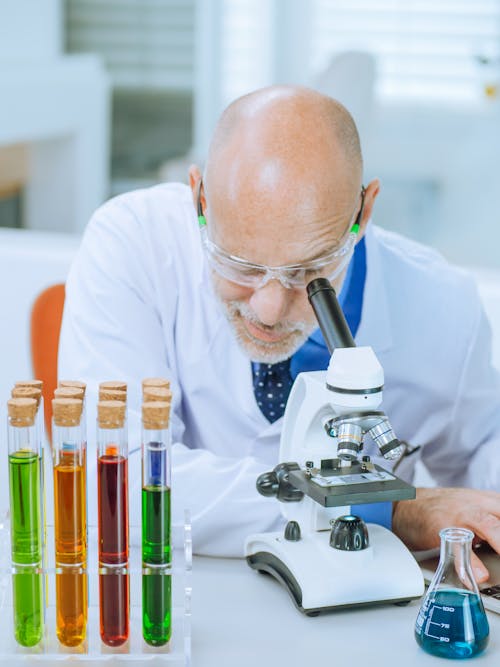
[0,511,192,665]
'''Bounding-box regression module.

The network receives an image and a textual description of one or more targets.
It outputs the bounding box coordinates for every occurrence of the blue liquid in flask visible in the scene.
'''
[415,589,489,659]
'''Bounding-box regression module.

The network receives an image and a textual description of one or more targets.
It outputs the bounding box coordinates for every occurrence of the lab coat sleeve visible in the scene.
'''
[419,283,500,490]
[58,198,283,557]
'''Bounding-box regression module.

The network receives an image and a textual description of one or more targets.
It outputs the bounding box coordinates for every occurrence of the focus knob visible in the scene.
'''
[256,471,279,497]
[284,521,301,542]
[330,515,369,551]
[256,463,304,502]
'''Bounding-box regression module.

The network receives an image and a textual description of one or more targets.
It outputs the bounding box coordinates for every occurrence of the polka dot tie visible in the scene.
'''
[252,360,293,423]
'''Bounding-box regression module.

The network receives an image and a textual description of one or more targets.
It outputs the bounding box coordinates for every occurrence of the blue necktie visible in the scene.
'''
[252,360,293,423]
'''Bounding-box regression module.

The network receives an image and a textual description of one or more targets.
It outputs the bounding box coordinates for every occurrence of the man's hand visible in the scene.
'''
[392,487,500,583]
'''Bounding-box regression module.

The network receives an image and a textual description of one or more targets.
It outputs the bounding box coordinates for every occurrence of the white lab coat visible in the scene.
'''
[59,183,500,556]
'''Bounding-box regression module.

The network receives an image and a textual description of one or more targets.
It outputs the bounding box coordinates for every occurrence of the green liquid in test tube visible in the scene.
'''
[141,399,172,646]
[142,485,172,644]
[7,398,44,647]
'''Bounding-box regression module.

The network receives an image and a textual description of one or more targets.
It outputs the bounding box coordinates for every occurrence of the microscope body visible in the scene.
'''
[280,346,388,532]
[244,279,424,615]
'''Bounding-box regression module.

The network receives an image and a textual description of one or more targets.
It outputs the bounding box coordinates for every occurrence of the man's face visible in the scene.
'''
[203,181,361,363]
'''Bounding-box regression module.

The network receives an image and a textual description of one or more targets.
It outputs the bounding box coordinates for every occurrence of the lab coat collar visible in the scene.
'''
[355,223,393,353]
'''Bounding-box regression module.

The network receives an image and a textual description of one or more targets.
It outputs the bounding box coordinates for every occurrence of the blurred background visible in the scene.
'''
[2,0,500,255]
[1,0,500,393]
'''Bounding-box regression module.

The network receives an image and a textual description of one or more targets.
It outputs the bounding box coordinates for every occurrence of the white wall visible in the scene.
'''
[365,100,500,270]
[0,228,79,401]
[0,1,110,233]
[0,0,62,63]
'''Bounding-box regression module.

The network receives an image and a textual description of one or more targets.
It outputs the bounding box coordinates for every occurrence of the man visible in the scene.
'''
[59,85,500,579]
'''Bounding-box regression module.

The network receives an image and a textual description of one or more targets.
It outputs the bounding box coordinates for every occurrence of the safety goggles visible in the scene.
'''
[198,184,365,290]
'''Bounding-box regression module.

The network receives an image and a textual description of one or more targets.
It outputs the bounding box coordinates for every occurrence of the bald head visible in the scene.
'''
[205,85,363,204]
[197,85,369,282]
[193,87,374,363]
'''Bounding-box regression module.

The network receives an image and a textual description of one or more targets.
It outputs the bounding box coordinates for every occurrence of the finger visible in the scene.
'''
[470,551,490,583]
[470,513,500,555]
[469,489,500,514]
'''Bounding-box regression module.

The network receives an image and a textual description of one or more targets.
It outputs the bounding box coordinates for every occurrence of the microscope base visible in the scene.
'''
[245,523,424,615]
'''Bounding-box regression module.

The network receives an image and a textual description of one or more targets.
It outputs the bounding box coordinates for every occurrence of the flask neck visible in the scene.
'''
[438,527,478,592]
[441,529,472,567]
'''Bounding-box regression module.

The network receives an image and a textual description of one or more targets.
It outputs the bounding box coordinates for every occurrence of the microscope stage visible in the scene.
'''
[287,461,415,507]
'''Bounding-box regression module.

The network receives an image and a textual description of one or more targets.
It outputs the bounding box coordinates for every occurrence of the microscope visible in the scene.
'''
[245,278,424,615]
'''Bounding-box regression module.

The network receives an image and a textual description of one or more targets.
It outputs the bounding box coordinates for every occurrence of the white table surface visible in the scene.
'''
[191,555,500,666]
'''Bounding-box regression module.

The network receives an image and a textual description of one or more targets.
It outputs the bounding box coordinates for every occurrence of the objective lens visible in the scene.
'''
[369,419,405,460]
[336,421,363,461]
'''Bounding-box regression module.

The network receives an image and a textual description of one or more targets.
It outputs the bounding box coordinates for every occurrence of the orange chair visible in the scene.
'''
[30,283,66,442]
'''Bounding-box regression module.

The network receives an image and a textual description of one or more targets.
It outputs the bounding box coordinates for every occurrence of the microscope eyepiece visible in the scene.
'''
[307,278,355,352]
[306,277,333,300]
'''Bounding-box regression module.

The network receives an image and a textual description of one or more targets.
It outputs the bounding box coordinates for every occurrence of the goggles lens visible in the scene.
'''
[198,183,365,290]
[201,227,357,289]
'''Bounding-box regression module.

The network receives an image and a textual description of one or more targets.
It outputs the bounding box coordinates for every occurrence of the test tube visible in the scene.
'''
[7,397,44,647]
[11,383,47,612]
[97,400,129,647]
[14,381,47,583]
[52,398,87,647]
[57,381,87,478]
[14,380,44,444]
[142,400,172,646]
[57,382,87,439]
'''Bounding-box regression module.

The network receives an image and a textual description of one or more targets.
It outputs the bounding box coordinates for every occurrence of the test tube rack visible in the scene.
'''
[0,510,192,664]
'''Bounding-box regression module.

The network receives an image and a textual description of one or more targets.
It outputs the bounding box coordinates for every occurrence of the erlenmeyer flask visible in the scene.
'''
[415,527,489,659]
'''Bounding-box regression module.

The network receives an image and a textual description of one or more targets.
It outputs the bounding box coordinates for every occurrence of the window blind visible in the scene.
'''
[311,0,500,100]
[65,0,195,90]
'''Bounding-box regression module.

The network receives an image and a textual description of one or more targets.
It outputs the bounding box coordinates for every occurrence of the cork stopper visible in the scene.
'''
[8,398,38,427]
[54,386,85,401]
[97,400,126,428]
[99,388,127,402]
[142,387,172,403]
[99,381,127,396]
[15,379,43,390]
[142,401,171,430]
[58,380,87,396]
[142,377,170,391]
[52,398,83,426]
[11,385,42,407]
